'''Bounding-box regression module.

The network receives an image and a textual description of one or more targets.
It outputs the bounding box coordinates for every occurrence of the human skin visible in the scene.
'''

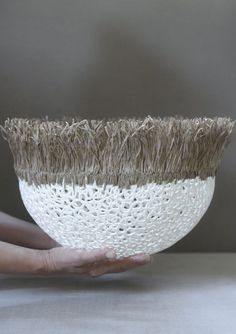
[0,212,152,276]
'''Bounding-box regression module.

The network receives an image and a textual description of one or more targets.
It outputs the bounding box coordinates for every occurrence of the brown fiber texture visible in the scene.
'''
[1,116,235,188]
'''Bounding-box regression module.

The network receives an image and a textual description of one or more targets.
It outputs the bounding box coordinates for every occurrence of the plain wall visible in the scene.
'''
[0,0,235,251]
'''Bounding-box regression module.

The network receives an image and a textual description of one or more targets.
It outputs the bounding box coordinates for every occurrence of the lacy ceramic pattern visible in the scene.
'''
[19,177,215,257]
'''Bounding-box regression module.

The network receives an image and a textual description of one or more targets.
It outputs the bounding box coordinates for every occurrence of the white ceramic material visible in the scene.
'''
[19,176,215,257]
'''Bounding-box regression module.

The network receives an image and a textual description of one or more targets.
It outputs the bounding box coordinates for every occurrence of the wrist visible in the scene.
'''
[29,249,51,274]
[31,249,61,274]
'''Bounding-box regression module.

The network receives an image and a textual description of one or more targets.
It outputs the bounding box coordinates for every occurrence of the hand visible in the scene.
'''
[39,247,153,277]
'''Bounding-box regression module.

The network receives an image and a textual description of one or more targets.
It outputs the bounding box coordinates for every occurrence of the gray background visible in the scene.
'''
[0,0,235,251]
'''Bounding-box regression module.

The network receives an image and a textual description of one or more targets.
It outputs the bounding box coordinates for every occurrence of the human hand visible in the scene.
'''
[39,247,153,277]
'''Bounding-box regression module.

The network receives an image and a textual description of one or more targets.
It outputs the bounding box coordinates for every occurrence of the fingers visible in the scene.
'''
[74,248,116,266]
[88,254,153,277]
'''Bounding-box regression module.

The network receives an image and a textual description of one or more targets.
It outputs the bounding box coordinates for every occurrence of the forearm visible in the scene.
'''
[0,211,58,249]
[0,241,44,274]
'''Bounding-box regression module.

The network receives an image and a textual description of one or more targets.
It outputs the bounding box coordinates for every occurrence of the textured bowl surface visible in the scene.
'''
[19,177,215,257]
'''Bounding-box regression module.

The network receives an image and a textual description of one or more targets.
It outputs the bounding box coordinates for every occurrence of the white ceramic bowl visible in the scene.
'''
[19,176,215,257]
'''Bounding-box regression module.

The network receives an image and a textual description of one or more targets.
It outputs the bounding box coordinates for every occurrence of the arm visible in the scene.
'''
[0,211,152,276]
[0,211,58,249]
[0,241,43,274]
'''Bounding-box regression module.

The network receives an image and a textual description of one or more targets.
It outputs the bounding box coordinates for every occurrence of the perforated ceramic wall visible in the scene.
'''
[19,177,215,257]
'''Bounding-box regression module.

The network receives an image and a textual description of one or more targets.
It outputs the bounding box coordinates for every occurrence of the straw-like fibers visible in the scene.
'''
[1,116,235,187]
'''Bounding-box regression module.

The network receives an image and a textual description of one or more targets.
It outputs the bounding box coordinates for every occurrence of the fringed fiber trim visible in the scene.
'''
[1,115,235,187]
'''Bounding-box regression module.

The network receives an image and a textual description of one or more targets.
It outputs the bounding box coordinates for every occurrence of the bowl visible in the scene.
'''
[1,116,234,257]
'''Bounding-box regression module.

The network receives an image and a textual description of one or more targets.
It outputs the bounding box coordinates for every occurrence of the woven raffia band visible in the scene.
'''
[1,115,235,187]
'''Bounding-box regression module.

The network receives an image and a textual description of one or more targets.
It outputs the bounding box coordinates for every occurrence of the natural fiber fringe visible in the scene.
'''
[1,116,235,188]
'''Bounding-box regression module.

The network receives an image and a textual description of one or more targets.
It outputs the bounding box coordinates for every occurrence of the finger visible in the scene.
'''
[89,254,152,277]
[108,254,152,273]
[73,248,116,266]
[88,254,152,272]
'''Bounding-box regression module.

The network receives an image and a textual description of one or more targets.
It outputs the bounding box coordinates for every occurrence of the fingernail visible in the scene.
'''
[132,254,150,263]
[105,250,116,260]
